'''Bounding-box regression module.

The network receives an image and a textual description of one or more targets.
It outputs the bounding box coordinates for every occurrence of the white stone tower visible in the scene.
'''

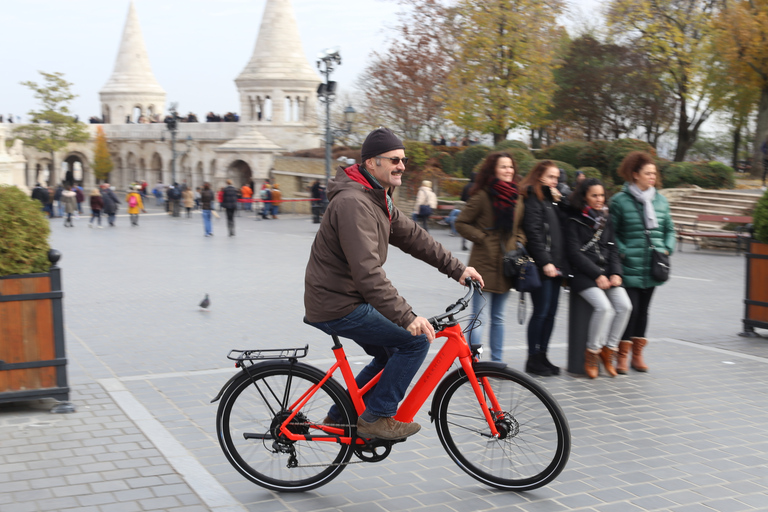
[235,0,320,151]
[99,1,166,124]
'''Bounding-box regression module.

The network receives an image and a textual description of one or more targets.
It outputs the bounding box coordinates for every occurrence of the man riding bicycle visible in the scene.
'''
[304,128,484,440]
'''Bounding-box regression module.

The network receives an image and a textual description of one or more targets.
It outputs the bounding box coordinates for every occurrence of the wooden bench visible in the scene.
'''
[429,204,458,224]
[677,214,753,253]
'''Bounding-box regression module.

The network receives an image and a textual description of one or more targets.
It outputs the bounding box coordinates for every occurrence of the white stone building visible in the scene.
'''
[4,0,321,193]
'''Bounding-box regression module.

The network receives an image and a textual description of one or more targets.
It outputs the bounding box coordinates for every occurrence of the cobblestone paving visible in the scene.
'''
[1,205,767,511]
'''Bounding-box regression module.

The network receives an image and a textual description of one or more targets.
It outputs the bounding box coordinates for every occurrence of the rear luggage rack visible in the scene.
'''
[227,346,309,364]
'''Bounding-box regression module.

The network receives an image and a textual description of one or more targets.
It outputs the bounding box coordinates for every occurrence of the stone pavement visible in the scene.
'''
[2,203,768,512]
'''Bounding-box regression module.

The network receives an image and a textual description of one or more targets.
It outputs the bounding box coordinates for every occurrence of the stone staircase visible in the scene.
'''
[664,188,760,247]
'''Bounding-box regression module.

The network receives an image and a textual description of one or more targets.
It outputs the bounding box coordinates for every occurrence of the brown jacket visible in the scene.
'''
[455,190,516,294]
[304,165,466,328]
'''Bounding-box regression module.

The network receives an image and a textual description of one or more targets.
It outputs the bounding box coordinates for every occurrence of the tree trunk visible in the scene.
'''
[49,150,57,187]
[732,124,741,173]
[674,97,692,162]
[751,86,768,179]
[493,131,508,145]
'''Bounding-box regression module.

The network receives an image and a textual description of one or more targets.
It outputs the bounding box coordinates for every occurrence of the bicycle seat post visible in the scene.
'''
[331,335,342,349]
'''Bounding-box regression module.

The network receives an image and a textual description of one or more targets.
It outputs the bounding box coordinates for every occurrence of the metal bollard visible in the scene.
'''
[567,291,593,375]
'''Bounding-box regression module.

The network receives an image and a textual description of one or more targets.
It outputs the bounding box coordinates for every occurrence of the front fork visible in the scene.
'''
[458,357,502,438]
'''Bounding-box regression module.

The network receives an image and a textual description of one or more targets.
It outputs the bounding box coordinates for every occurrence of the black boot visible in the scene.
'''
[541,353,560,375]
[525,353,553,377]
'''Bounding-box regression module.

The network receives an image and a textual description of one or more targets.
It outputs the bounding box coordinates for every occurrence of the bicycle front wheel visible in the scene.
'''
[216,361,356,492]
[433,365,570,491]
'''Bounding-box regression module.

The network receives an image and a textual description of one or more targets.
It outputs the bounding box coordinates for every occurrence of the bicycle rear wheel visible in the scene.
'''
[433,364,570,491]
[216,361,356,492]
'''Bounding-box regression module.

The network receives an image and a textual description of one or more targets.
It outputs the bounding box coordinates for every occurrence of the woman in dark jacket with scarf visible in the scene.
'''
[222,179,240,236]
[456,152,519,362]
[520,160,568,376]
[565,178,632,378]
[609,151,675,374]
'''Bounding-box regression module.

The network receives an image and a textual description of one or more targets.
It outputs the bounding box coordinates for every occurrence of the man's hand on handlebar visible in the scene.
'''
[459,267,484,289]
[408,316,436,342]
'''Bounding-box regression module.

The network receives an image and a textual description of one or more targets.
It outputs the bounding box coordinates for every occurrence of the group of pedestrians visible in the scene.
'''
[453,150,675,379]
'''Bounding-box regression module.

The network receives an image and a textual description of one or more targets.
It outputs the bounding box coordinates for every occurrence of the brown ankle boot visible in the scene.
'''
[630,337,648,372]
[584,350,600,379]
[600,346,618,377]
[616,341,631,374]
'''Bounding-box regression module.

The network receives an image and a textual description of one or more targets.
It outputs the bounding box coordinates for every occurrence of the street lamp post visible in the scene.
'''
[164,103,193,217]
[316,48,357,187]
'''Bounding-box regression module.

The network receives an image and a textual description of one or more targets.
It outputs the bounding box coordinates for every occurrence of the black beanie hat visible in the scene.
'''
[361,128,405,163]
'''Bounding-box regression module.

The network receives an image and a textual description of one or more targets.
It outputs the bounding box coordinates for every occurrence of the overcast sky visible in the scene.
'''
[1,0,605,123]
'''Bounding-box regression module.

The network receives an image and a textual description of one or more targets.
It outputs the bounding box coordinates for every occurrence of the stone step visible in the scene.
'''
[685,195,757,207]
[670,205,746,216]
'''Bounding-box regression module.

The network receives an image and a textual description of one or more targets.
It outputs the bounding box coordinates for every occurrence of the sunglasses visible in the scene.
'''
[377,156,409,165]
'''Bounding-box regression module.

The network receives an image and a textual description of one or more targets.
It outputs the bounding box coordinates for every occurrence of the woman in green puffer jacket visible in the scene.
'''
[609,151,676,374]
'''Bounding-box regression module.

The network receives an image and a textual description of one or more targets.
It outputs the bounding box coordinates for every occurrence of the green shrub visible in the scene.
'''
[0,185,51,276]
[494,140,529,151]
[577,167,603,180]
[434,152,456,176]
[754,189,768,243]
[660,161,735,190]
[606,139,657,183]
[576,140,612,175]
[456,145,492,177]
[540,141,589,168]
[508,148,537,176]
[404,140,430,168]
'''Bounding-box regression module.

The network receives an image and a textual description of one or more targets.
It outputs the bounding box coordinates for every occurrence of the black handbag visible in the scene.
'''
[644,229,670,282]
[418,204,432,217]
[503,242,542,292]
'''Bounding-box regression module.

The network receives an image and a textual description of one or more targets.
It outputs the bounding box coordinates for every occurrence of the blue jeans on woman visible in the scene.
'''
[467,288,509,362]
[527,276,561,356]
[308,303,429,419]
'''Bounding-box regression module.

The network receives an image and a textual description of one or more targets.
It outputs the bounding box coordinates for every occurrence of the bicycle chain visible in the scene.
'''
[282,421,377,468]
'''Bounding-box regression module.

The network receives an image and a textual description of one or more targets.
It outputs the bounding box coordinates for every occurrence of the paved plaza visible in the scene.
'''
[2,203,768,512]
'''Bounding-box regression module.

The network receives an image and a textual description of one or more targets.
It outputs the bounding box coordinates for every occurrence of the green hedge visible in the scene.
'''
[540,141,589,168]
[0,185,51,276]
[456,145,493,177]
[577,166,603,180]
[754,189,768,243]
[576,140,612,174]
[606,139,657,183]
[494,140,529,151]
[660,161,735,190]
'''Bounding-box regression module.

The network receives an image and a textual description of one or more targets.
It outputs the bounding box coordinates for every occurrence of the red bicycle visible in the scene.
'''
[212,280,570,492]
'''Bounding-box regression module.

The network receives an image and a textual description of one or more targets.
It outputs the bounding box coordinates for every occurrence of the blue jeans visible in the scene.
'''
[527,276,561,356]
[447,209,461,236]
[467,288,509,362]
[308,303,429,418]
[202,209,212,235]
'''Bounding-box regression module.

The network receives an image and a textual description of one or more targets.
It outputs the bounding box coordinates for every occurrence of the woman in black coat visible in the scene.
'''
[222,179,240,236]
[565,179,632,379]
[520,160,568,377]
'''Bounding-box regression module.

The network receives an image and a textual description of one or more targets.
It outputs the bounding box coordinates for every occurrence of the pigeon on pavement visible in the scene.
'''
[199,294,210,311]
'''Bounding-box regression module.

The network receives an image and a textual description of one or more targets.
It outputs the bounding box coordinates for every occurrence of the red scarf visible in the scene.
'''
[489,179,518,232]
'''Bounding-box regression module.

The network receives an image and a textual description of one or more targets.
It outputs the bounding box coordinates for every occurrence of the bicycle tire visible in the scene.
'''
[432,364,570,491]
[216,361,356,492]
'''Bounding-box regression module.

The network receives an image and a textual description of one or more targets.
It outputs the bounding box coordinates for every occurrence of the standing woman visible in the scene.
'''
[565,178,632,378]
[413,180,438,232]
[182,187,194,218]
[520,161,568,376]
[609,151,675,373]
[456,152,519,362]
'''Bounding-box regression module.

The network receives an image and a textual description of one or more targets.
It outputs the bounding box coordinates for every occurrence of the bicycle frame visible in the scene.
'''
[275,320,502,445]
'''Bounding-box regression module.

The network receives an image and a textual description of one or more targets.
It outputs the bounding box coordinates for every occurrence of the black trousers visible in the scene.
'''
[621,286,656,340]
[226,208,236,234]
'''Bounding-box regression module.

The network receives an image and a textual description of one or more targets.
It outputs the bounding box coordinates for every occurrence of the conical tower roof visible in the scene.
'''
[100,1,165,94]
[236,0,319,84]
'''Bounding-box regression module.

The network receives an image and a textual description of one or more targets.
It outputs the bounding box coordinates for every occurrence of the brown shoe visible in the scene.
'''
[630,337,649,372]
[357,416,421,440]
[584,349,600,379]
[600,346,618,377]
[617,340,631,375]
[321,416,335,426]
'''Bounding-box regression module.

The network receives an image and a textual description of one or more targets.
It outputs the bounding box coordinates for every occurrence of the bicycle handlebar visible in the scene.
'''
[427,278,481,329]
